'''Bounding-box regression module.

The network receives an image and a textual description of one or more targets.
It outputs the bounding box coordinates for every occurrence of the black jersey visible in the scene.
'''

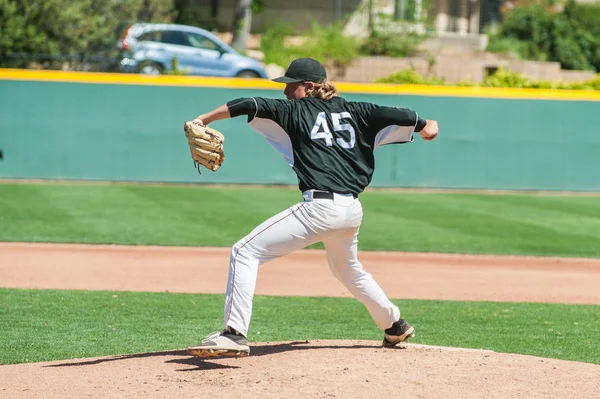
[230,96,425,196]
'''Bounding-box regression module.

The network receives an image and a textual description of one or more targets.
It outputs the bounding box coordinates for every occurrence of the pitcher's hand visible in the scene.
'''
[419,120,438,141]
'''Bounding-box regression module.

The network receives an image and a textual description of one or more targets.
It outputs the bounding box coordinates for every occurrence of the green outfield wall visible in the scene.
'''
[1,70,599,191]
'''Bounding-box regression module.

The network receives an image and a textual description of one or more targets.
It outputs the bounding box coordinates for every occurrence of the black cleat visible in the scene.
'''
[383,318,415,348]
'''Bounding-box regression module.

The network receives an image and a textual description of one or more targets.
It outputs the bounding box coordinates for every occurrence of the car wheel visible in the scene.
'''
[138,62,163,76]
[236,70,260,78]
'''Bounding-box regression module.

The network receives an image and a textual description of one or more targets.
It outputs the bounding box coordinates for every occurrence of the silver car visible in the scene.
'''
[118,23,268,78]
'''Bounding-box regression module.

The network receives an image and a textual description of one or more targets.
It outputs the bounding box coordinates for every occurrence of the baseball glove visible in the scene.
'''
[184,121,225,173]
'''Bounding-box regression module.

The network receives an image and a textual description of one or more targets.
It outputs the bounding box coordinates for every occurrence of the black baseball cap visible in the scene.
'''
[272,58,327,83]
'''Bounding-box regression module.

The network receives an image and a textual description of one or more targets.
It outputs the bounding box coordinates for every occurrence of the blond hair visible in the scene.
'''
[307,80,338,100]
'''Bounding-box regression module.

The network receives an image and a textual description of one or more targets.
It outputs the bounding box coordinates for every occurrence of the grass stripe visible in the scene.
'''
[1,289,598,365]
[1,183,599,257]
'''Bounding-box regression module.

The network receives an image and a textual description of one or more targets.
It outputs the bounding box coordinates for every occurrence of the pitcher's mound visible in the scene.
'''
[2,340,599,399]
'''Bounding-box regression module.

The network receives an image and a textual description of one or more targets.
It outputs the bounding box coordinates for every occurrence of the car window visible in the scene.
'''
[186,33,222,52]
[160,31,188,46]
[137,31,161,43]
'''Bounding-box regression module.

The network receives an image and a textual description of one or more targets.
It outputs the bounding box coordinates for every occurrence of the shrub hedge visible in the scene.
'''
[378,66,600,90]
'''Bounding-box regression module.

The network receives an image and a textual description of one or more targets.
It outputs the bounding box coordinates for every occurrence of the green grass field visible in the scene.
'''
[1,289,599,365]
[1,182,599,257]
[1,182,599,365]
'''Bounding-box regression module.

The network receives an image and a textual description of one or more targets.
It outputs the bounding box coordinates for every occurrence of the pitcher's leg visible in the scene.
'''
[225,202,320,337]
[323,232,399,330]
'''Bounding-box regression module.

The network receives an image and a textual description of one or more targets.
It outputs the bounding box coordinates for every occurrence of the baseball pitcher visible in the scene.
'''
[186,58,439,358]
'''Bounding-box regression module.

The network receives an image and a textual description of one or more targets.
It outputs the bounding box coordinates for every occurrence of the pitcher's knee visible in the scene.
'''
[231,241,243,256]
[230,240,249,261]
[231,239,262,262]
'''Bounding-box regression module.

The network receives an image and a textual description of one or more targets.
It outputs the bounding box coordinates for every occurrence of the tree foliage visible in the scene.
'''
[0,0,175,68]
[493,0,600,71]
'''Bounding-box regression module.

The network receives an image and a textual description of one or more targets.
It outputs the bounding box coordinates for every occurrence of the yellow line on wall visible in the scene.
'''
[337,82,600,101]
[0,68,280,89]
[1,68,600,101]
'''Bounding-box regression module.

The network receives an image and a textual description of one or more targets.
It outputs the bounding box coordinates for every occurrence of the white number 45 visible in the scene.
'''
[310,112,355,149]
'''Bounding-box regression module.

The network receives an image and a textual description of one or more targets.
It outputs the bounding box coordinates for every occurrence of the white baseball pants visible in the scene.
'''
[223,190,400,337]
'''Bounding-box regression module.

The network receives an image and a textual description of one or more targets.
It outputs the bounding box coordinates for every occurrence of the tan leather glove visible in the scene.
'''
[184,122,225,173]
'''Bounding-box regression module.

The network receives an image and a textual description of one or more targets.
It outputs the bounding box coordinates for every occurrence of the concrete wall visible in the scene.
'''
[1,72,599,191]
[335,56,598,83]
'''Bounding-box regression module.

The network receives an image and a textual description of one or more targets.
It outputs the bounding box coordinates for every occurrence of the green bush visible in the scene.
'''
[165,56,190,75]
[492,1,600,71]
[357,10,429,59]
[481,67,600,89]
[580,76,600,90]
[260,22,358,76]
[482,67,534,88]
[375,66,444,85]
[485,35,530,60]
[500,5,552,60]
[0,0,175,69]
[377,66,600,90]
[359,30,421,58]
[549,15,593,71]
[259,23,295,67]
[561,2,600,71]
[298,22,359,75]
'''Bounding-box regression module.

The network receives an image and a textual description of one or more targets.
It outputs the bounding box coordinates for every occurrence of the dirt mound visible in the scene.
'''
[2,340,599,399]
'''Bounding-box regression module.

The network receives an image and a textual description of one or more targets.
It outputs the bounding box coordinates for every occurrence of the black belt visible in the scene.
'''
[312,191,358,199]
